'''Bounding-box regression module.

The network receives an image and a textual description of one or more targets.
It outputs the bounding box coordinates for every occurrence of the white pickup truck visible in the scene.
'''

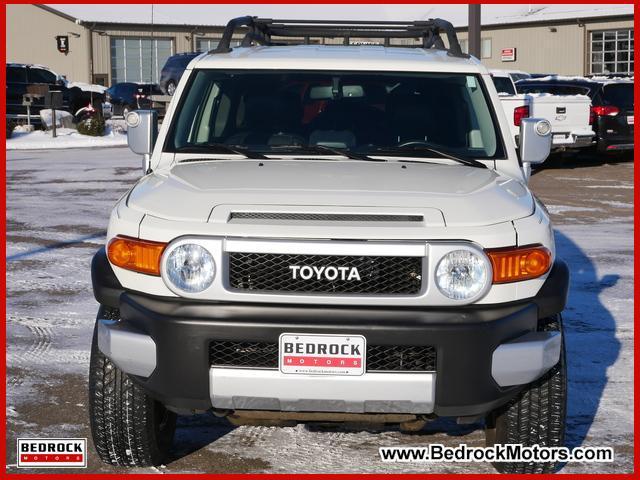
[491,69,594,150]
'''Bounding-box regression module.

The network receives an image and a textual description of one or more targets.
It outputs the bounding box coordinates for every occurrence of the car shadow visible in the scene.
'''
[166,413,236,464]
[554,230,621,450]
[165,230,620,465]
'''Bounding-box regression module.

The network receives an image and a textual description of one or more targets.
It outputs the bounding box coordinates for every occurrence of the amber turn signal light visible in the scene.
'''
[107,236,167,276]
[486,245,552,284]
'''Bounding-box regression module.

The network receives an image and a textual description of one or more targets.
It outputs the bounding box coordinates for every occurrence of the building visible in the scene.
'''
[5,4,634,86]
[455,7,634,76]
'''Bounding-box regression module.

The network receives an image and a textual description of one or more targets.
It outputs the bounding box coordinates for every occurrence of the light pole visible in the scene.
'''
[468,4,481,58]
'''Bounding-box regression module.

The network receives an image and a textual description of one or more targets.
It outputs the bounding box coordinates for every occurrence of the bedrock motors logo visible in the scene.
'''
[17,438,87,468]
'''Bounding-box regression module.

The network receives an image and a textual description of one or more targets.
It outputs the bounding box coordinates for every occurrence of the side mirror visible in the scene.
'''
[519,118,552,165]
[125,110,158,174]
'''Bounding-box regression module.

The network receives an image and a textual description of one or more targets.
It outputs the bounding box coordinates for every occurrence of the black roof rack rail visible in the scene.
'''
[210,16,468,58]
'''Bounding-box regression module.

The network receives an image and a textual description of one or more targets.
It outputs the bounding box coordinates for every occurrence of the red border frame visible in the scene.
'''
[1,1,637,478]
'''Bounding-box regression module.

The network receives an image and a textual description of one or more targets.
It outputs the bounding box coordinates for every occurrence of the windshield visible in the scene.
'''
[166,70,504,159]
[601,83,634,108]
[517,83,593,97]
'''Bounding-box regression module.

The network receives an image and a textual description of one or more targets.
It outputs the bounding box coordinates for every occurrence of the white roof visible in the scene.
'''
[46,4,634,28]
[193,45,484,73]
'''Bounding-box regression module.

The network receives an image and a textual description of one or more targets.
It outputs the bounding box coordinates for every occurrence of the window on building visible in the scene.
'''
[110,37,173,84]
[196,37,219,52]
[460,38,492,58]
[590,29,634,74]
[481,38,492,59]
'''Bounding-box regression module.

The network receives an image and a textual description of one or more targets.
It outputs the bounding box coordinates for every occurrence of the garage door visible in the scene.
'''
[110,37,173,84]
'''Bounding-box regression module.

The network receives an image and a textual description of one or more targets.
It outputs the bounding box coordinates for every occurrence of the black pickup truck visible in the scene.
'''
[6,63,105,122]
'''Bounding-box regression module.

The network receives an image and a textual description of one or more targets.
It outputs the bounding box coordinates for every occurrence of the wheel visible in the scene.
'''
[89,306,176,467]
[485,314,567,474]
[166,81,176,96]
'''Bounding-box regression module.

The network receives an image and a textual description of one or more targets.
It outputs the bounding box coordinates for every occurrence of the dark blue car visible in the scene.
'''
[159,53,199,96]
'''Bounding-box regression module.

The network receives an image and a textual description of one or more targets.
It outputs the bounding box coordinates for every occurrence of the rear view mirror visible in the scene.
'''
[125,110,158,173]
[519,118,552,165]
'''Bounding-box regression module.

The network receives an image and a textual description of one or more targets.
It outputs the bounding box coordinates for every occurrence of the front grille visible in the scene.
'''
[229,212,423,222]
[209,341,436,372]
[228,253,422,295]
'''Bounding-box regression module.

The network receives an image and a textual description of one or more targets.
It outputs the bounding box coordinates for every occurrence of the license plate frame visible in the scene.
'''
[279,333,366,376]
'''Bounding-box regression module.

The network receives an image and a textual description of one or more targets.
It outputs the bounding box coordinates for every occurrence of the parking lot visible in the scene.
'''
[6,147,634,473]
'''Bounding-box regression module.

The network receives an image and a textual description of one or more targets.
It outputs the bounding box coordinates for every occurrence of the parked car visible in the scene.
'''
[159,53,199,95]
[503,69,531,82]
[105,83,163,116]
[6,63,105,122]
[529,73,557,79]
[491,70,594,151]
[90,17,568,474]
[517,76,634,153]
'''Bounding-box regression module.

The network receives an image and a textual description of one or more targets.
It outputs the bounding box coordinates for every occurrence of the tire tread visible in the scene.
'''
[89,307,176,467]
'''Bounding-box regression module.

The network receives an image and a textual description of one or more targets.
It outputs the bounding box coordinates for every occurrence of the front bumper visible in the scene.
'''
[92,249,569,417]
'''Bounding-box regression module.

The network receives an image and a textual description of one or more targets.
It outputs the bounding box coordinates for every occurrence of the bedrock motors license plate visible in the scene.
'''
[279,333,366,376]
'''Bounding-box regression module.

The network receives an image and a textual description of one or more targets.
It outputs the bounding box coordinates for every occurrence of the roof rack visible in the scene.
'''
[210,16,468,58]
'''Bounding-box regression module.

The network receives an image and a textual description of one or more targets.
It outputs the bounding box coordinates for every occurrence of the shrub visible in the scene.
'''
[6,120,15,139]
[77,114,106,136]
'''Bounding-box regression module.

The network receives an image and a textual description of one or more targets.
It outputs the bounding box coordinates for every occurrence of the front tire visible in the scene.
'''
[89,307,176,467]
[485,314,567,474]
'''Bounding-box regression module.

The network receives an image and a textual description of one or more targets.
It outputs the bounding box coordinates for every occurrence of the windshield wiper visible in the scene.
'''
[272,144,385,162]
[175,143,267,159]
[376,144,487,169]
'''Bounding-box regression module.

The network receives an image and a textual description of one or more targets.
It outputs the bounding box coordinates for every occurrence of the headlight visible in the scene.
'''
[125,111,140,128]
[165,244,215,293]
[535,119,552,136]
[435,250,489,300]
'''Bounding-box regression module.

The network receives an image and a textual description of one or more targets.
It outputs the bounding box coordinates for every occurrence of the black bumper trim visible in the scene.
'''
[119,294,539,415]
[91,247,122,308]
[91,248,569,416]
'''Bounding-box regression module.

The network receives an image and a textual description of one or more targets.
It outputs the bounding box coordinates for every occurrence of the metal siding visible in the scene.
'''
[91,26,227,85]
[6,6,633,85]
[92,27,182,85]
[458,18,633,76]
[459,24,585,75]
[6,4,90,82]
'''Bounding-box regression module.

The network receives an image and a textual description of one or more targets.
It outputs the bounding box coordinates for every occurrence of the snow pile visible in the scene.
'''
[6,124,127,150]
[12,124,35,134]
[67,81,108,94]
[523,75,634,85]
[523,92,592,101]
[39,109,74,129]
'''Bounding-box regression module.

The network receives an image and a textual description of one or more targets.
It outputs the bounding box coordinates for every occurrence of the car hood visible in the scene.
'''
[127,159,533,227]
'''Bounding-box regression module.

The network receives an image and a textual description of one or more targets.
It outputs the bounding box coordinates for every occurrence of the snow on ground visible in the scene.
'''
[5,147,634,473]
[6,124,127,150]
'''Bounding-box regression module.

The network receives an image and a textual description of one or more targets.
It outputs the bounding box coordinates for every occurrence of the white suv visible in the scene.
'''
[89,17,569,474]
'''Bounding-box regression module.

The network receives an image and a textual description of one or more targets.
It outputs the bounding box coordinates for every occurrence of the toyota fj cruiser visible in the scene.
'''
[89,17,569,474]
